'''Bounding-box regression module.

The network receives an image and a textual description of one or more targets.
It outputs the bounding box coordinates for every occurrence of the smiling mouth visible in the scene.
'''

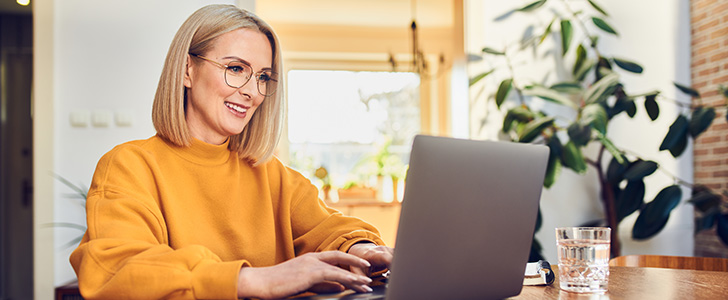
[225,102,248,114]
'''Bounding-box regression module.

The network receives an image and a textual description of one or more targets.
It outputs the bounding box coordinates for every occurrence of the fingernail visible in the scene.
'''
[363,260,371,267]
[363,285,373,292]
[362,276,372,283]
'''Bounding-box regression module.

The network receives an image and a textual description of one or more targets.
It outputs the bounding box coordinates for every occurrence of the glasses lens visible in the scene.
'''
[224,62,252,88]
[257,71,278,96]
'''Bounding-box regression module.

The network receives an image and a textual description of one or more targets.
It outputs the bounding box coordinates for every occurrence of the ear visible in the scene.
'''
[183,54,193,88]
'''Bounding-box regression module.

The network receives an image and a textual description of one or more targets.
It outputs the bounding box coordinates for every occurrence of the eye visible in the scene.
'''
[257,73,271,82]
[257,72,277,82]
[226,62,250,76]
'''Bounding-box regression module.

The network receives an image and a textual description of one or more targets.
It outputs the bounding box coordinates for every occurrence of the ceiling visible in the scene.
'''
[257,0,453,28]
[0,0,31,14]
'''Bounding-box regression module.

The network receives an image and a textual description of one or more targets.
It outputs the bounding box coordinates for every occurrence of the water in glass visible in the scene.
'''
[557,238,610,293]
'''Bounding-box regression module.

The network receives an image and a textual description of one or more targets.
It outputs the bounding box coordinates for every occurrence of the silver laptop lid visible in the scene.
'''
[386,135,549,300]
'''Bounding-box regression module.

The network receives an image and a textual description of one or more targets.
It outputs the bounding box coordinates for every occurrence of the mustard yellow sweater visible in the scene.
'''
[70,136,384,300]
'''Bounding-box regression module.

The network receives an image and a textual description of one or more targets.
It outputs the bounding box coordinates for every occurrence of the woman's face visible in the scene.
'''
[184,28,272,145]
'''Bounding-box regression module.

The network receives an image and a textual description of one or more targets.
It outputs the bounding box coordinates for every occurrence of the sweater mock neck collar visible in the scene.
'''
[169,137,232,165]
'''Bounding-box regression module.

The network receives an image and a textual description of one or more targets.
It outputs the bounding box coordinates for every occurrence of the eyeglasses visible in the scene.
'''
[190,54,278,96]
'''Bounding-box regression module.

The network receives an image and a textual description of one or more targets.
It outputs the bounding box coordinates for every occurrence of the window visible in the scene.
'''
[287,70,420,201]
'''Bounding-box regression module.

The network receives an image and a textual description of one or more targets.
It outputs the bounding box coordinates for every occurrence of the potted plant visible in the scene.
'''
[469,0,728,257]
[314,166,332,201]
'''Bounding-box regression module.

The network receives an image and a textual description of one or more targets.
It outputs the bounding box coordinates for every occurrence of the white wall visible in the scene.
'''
[465,0,693,262]
[34,0,243,293]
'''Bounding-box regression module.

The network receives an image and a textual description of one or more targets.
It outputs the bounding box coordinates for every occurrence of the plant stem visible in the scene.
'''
[592,144,622,257]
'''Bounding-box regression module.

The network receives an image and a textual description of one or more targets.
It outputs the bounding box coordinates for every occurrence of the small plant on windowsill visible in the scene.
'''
[355,138,405,201]
[337,181,377,202]
[314,166,332,201]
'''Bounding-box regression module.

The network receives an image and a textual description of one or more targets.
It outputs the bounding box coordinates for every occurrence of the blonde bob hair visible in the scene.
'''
[152,4,284,166]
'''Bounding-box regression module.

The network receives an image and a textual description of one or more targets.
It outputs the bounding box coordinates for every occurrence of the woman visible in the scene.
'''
[70,4,393,300]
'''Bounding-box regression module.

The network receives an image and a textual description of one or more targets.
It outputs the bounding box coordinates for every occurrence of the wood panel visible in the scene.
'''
[609,255,728,272]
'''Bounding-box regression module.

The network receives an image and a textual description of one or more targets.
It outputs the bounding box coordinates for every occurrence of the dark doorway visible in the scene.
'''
[0,13,33,300]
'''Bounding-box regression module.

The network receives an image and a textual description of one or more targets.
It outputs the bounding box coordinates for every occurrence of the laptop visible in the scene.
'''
[298,135,549,300]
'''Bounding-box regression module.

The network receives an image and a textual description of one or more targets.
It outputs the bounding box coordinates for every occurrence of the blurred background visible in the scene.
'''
[0,0,725,298]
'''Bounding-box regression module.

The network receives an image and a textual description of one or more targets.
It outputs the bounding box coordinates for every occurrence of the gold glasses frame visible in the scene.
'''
[190,53,277,96]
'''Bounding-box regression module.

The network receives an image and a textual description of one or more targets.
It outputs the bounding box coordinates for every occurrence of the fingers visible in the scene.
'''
[316,250,371,270]
[317,267,372,293]
[300,252,373,293]
[349,265,367,277]
[347,245,395,276]
[238,253,374,299]
[367,247,394,272]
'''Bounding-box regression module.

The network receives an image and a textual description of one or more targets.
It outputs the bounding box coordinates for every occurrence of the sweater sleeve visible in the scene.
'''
[279,161,385,254]
[69,145,245,300]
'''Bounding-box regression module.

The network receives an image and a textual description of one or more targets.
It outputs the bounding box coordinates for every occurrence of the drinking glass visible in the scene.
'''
[555,227,611,293]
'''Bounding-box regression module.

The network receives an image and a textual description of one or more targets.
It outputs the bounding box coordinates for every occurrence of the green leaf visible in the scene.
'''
[607,156,629,185]
[495,78,514,108]
[608,96,628,118]
[674,82,701,98]
[503,106,534,132]
[625,98,637,118]
[717,214,728,245]
[518,117,555,143]
[623,160,658,180]
[508,106,535,122]
[517,0,547,12]
[561,141,587,173]
[648,185,683,219]
[550,82,582,94]
[592,17,618,36]
[595,131,624,164]
[688,191,722,213]
[644,94,659,121]
[585,72,620,104]
[659,115,688,152]
[575,59,595,81]
[573,44,587,76]
[720,84,728,100]
[522,85,577,108]
[616,180,645,222]
[613,57,644,74]
[632,185,682,240]
[544,136,563,188]
[567,122,592,147]
[588,0,609,16]
[482,47,505,56]
[695,210,719,233]
[539,17,556,44]
[560,20,572,56]
[689,106,716,138]
[469,69,494,86]
[633,215,669,240]
[582,104,608,134]
[669,131,689,157]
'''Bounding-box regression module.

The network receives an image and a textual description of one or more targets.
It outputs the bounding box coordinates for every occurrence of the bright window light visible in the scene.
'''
[287,70,421,188]
[17,0,30,6]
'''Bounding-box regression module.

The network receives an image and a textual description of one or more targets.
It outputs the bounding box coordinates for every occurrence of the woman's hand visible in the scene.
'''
[346,243,394,277]
[236,251,373,299]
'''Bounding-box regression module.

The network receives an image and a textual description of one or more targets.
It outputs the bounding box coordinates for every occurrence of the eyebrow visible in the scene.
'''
[221,56,273,72]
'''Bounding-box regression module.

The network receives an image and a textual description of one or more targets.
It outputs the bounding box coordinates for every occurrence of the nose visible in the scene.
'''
[237,78,257,99]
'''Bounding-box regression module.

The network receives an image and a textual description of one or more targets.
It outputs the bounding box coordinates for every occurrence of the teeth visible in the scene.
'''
[225,102,247,113]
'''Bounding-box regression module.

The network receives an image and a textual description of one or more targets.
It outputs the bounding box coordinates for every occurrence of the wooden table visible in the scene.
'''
[511,266,728,299]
